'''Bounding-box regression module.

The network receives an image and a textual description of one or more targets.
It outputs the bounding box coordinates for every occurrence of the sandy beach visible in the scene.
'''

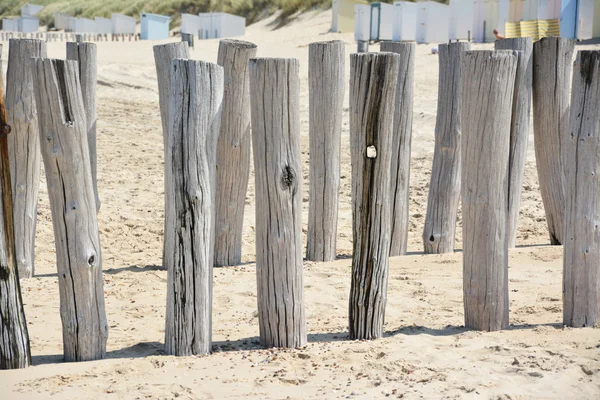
[1,9,599,399]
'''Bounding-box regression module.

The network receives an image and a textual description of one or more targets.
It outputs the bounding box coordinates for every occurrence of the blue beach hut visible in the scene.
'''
[140,12,170,40]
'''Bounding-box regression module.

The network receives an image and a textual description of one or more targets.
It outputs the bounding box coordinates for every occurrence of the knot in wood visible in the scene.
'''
[0,123,11,136]
[280,165,297,192]
[88,255,96,267]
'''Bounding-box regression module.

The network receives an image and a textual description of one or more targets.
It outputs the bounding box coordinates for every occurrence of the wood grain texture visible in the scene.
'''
[31,58,108,362]
[563,51,600,328]
[349,52,399,340]
[495,38,533,248]
[306,40,345,262]
[249,58,306,349]
[214,39,257,267]
[0,44,31,370]
[381,41,415,256]
[6,39,46,278]
[461,50,517,332]
[153,42,190,269]
[165,60,223,356]
[423,42,470,254]
[67,42,99,212]
[532,37,575,245]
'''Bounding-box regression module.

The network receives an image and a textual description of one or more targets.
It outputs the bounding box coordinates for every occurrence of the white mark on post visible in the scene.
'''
[367,145,377,159]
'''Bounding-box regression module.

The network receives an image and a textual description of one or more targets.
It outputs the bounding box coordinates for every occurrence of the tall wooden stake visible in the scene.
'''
[214,39,257,267]
[0,43,31,370]
[307,40,345,262]
[349,52,400,340]
[461,50,517,331]
[563,51,600,328]
[423,42,470,254]
[381,41,415,256]
[249,58,306,348]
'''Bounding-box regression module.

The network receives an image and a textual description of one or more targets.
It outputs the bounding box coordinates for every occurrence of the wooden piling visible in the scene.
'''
[532,36,575,245]
[31,58,108,361]
[306,40,345,262]
[0,43,31,370]
[461,50,518,332]
[423,42,470,254]
[5,39,46,278]
[349,52,400,340]
[249,58,306,348]
[164,59,223,356]
[67,42,100,212]
[214,39,257,267]
[381,41,416,256]
[563,51,600,328]
[495,38,533,248]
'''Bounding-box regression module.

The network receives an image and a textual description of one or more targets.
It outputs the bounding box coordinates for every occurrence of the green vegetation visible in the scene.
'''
[0,0,333,28]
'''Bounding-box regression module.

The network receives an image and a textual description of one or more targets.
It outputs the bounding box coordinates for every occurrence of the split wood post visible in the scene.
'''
[306,40,345,262]
[349,52,400,340]
[563,51,600,328]
[214,39,257,267]
[153,42,190,268]
[0,44,31,370]
[423,42,470,254]
[67,42,100,212]
[495,38,533,248]
[31,58,108,362]
[249,58,306,348]
[381,41,415,256]
[532,36,575,245]
[6,39,46,278]
[164,59,223,356]
[461,50,518,331]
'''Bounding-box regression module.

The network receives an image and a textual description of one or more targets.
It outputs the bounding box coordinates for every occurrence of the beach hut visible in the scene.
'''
[449,0,474,40]
[473,0,501,42]
[560,0,595,39]
[332,0,369,32]
[74,18,96,33]
[95,17,112,34]
[18,16,39,33]
[416,1,450,44]
[181,13,202,36]
[522,0,561,20]
[2,18,19,32]
[594,0,600,38]
[54,12,73,30]
[198,12,245,39]
[392,1,417,41]
[370,2,394,41]
[141,12,170,40]
[354,4,371,41]
[21,4,44,17]
[112,13,136,35]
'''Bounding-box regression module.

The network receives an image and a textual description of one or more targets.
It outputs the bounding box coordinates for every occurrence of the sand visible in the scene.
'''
[1,9,600,399]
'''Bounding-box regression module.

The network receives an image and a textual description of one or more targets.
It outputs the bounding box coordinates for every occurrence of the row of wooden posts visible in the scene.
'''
[0,37,599,370]
[0,31,139,42]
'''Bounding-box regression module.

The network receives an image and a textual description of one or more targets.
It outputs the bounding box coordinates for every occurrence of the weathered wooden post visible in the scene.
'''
[153,42,190,268]
[381,41,415,256]
[563,51,600,328]
[532,36,575,245]
[306,40,345,262]
[31,58,108,361]
[214,39,257,267]
[462,50,517,331]
[495,38,533,248]
[164,59,223,356]
[349,52,399,340]
[6,39,46,278]
[0,44,31,370]
[67,42,100,212]
[423,42,470,254]
[249,58,306,348]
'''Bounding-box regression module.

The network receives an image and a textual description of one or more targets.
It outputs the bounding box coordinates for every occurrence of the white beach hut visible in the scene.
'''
[181,13,202,36]
[370,2,394,41]
[54,12,73,30]
[416,1,450,44]
[2,18,19,31]
[354,4,371,41]
[74,18,96,33]
[198,12,245,39]
[112,13,136,35]
[18,16,39,33]
[21,4,44,17]
[392,1,417,41]
[449,0,474,40]
[473,0,501,42]
[95,17,112,34]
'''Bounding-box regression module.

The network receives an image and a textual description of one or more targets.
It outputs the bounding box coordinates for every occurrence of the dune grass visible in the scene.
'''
[0,0,334,28]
